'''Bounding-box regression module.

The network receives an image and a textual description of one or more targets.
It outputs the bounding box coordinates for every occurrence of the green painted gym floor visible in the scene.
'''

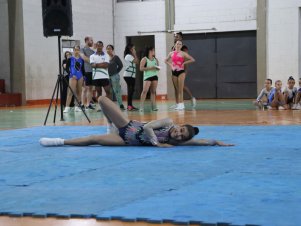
[0,99,257,130]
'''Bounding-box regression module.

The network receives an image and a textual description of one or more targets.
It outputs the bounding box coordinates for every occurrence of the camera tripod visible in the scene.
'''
[44,36,91,125]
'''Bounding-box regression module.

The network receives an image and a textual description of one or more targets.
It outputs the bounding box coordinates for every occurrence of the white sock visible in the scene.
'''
[39,138,65,147]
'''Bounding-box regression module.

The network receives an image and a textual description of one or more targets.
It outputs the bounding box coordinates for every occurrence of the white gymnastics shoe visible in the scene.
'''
[39,138,64,147]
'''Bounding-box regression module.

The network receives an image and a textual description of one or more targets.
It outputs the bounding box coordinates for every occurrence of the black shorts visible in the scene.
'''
[93,78,110,87]
[172,70,185,77]
[84,72,93,86]
[144,76,158,82]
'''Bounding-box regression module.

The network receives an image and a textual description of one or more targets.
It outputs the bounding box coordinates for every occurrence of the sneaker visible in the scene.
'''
[278,106,285,110]
[191,97,196,108]
[120,104,125,110]
[175,103,185,110]
[127,106,139,111]
[75,106,82,112]
[296,104,301,110]
[63,106,71,113]
[152,108,158,111]
[85,104,95,110]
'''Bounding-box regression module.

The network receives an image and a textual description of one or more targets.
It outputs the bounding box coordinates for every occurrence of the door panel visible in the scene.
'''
[184,31,257,98]
[216,33,257,98]
[184,34,217,98]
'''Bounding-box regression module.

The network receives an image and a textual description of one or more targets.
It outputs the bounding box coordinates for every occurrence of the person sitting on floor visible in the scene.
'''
[283,76,298,110]
[268,80,288,110]
[292,78,301,110]
[40,97,233,148]
[253,78,273,109]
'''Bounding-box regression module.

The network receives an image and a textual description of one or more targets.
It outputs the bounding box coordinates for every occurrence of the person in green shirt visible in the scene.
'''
[139,46,160,112]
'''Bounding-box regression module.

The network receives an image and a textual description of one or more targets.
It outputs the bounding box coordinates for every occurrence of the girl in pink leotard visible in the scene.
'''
[165,40,195,110]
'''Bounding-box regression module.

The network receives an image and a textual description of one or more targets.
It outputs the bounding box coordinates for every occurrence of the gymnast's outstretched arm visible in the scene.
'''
[179,139,234,147]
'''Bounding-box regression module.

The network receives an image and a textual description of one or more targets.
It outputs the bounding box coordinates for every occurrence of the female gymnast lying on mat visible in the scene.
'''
[40,96,233,147]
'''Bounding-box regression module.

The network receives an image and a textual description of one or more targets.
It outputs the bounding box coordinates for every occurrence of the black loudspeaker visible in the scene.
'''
[42,0,73,37]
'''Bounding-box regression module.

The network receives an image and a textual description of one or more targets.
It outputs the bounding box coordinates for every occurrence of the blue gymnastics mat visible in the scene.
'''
[0,126,300,226]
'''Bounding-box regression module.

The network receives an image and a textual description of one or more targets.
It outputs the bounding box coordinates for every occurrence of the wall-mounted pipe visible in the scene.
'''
[137,28,217,35]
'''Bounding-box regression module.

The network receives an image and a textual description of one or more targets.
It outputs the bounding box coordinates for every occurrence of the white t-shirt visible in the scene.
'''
[90,52,110,79]
[123,54,136,78]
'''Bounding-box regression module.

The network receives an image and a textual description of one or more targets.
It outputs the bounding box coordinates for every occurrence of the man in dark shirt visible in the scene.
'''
[80,36,95,110]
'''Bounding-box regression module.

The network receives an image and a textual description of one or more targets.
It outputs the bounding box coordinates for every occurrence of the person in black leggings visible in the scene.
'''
[123,44,139,111]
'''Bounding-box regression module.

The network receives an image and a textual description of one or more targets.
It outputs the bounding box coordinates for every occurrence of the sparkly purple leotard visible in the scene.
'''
[119,120,172,146]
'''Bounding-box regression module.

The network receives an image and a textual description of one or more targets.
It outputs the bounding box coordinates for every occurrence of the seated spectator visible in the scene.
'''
[292,77,301,110]
[268,80,288,110]
[253,78,273,109]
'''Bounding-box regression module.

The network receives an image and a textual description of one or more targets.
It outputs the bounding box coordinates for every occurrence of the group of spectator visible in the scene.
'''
[254,76,301,110]
[61,32,196,113]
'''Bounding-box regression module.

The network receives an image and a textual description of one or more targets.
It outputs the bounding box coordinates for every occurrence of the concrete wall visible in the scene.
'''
[0,0,11,92]
[114,0,168,96]
[22,0,113,101]
[174,0,257,33]
[266,0,301,85]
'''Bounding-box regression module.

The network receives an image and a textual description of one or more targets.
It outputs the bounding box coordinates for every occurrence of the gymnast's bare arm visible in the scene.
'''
[143,118,174,147]
[179,139,234,147]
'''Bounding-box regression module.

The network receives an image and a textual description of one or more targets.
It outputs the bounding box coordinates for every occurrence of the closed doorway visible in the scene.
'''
[183,31,257,98]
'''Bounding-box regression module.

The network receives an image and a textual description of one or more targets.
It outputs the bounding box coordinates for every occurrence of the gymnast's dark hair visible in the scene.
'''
[144,46,155,58]
[266,78,272,84]
[106,44,114,50]
[64,51,71,60]
[288,76,295,81]
[176,32,183,37]
[124,43,134,58]
[183,124,199,141]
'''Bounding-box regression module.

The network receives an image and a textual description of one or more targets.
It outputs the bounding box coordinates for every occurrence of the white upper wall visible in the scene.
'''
[174,0,257,33]
[267,0,301,85]
[22,0,113,100]
[114,0,168,95]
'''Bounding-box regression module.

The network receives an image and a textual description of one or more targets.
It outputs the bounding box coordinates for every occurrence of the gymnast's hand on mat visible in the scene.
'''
[156,143,174,148]
[215,141,234,146]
